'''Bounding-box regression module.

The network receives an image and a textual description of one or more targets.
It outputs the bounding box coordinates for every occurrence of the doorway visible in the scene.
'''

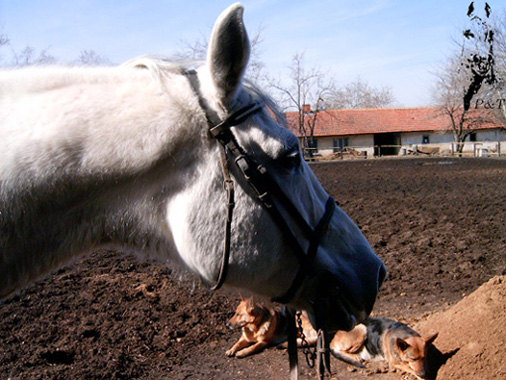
[374,133,401,156]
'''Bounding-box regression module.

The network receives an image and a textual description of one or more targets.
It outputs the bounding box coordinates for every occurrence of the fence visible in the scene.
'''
[303,141,504,161]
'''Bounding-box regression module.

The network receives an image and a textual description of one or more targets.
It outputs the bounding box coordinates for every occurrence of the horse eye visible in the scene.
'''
[279,150,302,169]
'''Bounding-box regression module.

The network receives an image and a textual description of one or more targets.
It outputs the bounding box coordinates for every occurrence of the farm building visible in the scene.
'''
[286,106,506,157]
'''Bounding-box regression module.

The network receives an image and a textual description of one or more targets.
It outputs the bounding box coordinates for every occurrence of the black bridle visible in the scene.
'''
[185,69,335,379]
[184,69,336,304]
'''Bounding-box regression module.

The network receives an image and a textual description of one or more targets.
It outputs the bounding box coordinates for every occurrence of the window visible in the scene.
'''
[469,132,477,142]
[332,137,349,152]
[422,135,430,144]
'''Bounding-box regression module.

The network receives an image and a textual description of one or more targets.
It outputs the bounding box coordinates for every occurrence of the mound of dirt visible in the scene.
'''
[416,276,506,380]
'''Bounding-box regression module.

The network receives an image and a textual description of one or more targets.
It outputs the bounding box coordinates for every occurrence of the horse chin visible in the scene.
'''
[299,271,366,333]
[307,293,359,333]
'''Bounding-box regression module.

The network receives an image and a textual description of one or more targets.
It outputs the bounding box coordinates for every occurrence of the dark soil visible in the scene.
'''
[1,157,505,379]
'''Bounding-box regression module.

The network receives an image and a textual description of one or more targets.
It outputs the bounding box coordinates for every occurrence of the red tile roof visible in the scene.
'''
[285,106,503,137]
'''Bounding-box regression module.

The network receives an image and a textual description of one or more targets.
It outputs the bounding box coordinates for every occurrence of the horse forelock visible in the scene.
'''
[121,55,286,129]
[121,55,198,79]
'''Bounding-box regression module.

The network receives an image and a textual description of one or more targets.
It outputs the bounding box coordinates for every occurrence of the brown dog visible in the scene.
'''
[328,318,438,379]
[227,299,437,379]
[226,296,289,358]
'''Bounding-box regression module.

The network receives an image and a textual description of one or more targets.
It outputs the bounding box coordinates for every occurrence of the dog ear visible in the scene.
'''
[396,338,410,352]
[424,332,438,345]
[245,296,255,308]
[240,293,246,301]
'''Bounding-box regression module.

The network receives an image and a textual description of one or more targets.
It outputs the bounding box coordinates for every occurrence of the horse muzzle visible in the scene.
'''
[304,263,387,333]
[303,272,358,332]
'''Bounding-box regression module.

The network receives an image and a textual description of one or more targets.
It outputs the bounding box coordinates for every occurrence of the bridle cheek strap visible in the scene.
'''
[272,196,335,304]
[209,148,235,291]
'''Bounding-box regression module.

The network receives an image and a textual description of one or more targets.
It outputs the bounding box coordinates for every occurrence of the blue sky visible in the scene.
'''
[0,0,503,106]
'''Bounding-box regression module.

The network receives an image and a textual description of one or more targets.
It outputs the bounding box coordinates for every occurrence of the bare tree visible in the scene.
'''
[0,33,9,63]
[74,50,109,66]
[0,34,8,47]
[474,9,506,123]
[432,1,503,153]
[13,46,56,66]
[0,31,110,67]
[328,78,395,109]
[270,53,334,156]
[433,55,491,153]
[0,33,56,66]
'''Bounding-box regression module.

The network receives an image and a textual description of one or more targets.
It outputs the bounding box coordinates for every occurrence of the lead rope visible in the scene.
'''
[296,311,316,368]
[287,310,299,380]
[316,329,332,380]
[289,312,331,380]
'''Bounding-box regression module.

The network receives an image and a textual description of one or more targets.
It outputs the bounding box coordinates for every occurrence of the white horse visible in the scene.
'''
[0,3,385,332]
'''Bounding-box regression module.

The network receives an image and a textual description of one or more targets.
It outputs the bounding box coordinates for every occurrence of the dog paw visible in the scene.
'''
[226,349,236,357]
[235,351,248,358]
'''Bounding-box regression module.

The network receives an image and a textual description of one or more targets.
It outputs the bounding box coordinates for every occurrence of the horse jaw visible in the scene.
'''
[164,151,300,300]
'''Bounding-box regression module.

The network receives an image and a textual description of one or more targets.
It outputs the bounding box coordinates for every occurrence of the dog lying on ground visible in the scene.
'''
[225,296,290,358]
[327,317,438,379]
[226,298,437,379]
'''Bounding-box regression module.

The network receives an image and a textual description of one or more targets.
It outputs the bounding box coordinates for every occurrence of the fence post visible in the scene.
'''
[451,143,454,156]
[474,143,477,157]
[340,146,344,160]
[498,142,501,157]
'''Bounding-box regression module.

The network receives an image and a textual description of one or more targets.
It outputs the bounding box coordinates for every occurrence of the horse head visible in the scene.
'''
[167,3,386,332]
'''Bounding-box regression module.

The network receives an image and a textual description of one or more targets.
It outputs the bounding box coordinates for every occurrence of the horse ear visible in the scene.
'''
[207,3,250,104]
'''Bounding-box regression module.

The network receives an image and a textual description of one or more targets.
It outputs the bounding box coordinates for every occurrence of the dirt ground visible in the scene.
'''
[416,275,505,380]
[0,157,505,380]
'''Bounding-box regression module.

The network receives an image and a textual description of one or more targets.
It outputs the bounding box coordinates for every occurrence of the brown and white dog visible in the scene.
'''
[226,296,290,358]
[328,318,438,379]
[226,299,437,379]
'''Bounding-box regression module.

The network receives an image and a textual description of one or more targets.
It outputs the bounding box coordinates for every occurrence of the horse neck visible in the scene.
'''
[0,66,210,298]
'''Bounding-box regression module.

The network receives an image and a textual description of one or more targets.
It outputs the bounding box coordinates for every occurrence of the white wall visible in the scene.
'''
[401,131,454,145]
[400,129,505,155]
[402,129,506,145]
[314,135,374,157]
[311,128,505,157]
[477,128,506,141]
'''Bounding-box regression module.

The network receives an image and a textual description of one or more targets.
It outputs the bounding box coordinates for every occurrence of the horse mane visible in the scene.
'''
[122,55,287,128]
[121,55,197,81]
